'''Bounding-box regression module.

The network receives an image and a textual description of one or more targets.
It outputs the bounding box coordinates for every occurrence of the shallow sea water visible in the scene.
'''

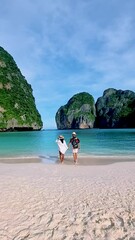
[0,129,135,162]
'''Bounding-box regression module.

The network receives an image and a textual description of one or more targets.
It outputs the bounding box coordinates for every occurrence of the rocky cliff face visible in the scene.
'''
[55,92,96,129]
[96,88,135,128]
[0,46,43,131]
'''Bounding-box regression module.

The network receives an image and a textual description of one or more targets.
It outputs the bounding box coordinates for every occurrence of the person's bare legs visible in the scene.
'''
[73,153,78,164]
[61,153,64,163]
[59,151,64,164]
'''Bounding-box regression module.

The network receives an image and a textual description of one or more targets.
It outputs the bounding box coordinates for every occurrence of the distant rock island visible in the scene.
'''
[96,88,135,128]
[55,92,96,129]
[0,46,43,131]
[55,88,135,129]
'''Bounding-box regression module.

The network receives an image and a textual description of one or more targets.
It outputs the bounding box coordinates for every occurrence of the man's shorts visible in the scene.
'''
[73,148,78,153]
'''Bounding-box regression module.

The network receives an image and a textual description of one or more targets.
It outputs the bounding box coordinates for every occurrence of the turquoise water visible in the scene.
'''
[0,129,135,161]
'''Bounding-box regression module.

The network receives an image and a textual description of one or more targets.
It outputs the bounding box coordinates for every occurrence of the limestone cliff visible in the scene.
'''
[0,46,43,131]
[55,92,96,129]
[96,88,135,128]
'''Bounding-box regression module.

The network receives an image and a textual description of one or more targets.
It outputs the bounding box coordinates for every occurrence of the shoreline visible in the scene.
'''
[61,155,135,165]
[0,156,41,164]
[0,155,135,165]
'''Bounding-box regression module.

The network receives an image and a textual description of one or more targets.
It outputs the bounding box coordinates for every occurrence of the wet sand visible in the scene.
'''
[0,158,135,239]
[0,157,41,164]
[57,155,135,166]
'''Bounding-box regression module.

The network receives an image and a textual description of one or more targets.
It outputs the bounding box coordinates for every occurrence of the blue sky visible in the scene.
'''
[0,0,135,129]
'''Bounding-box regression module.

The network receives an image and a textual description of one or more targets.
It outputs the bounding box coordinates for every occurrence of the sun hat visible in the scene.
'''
[59,135,64,139]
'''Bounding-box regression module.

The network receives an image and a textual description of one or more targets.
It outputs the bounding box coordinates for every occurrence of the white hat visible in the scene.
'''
[72,132,76,135]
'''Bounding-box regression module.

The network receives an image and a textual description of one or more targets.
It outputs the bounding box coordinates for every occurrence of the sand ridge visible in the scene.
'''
[0,161,135,239]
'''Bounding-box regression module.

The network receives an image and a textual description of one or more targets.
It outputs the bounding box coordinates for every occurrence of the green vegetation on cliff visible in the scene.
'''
[0,46,43,131]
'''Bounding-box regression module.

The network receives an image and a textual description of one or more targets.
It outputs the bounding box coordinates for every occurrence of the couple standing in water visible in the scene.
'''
[56,132,80,164]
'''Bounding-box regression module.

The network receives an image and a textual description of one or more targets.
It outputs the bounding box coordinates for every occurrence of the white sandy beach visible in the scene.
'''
[0,157,135,240]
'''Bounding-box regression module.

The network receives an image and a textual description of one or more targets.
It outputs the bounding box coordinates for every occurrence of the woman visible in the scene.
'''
[56,135,68,163]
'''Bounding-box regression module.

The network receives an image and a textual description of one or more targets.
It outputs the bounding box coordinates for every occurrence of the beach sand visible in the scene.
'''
[0,157,135,240]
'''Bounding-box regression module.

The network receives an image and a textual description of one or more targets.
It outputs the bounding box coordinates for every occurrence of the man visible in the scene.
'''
[68,132,80,164]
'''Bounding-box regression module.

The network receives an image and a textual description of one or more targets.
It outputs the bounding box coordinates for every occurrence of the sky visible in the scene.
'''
[0,0,135,129]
